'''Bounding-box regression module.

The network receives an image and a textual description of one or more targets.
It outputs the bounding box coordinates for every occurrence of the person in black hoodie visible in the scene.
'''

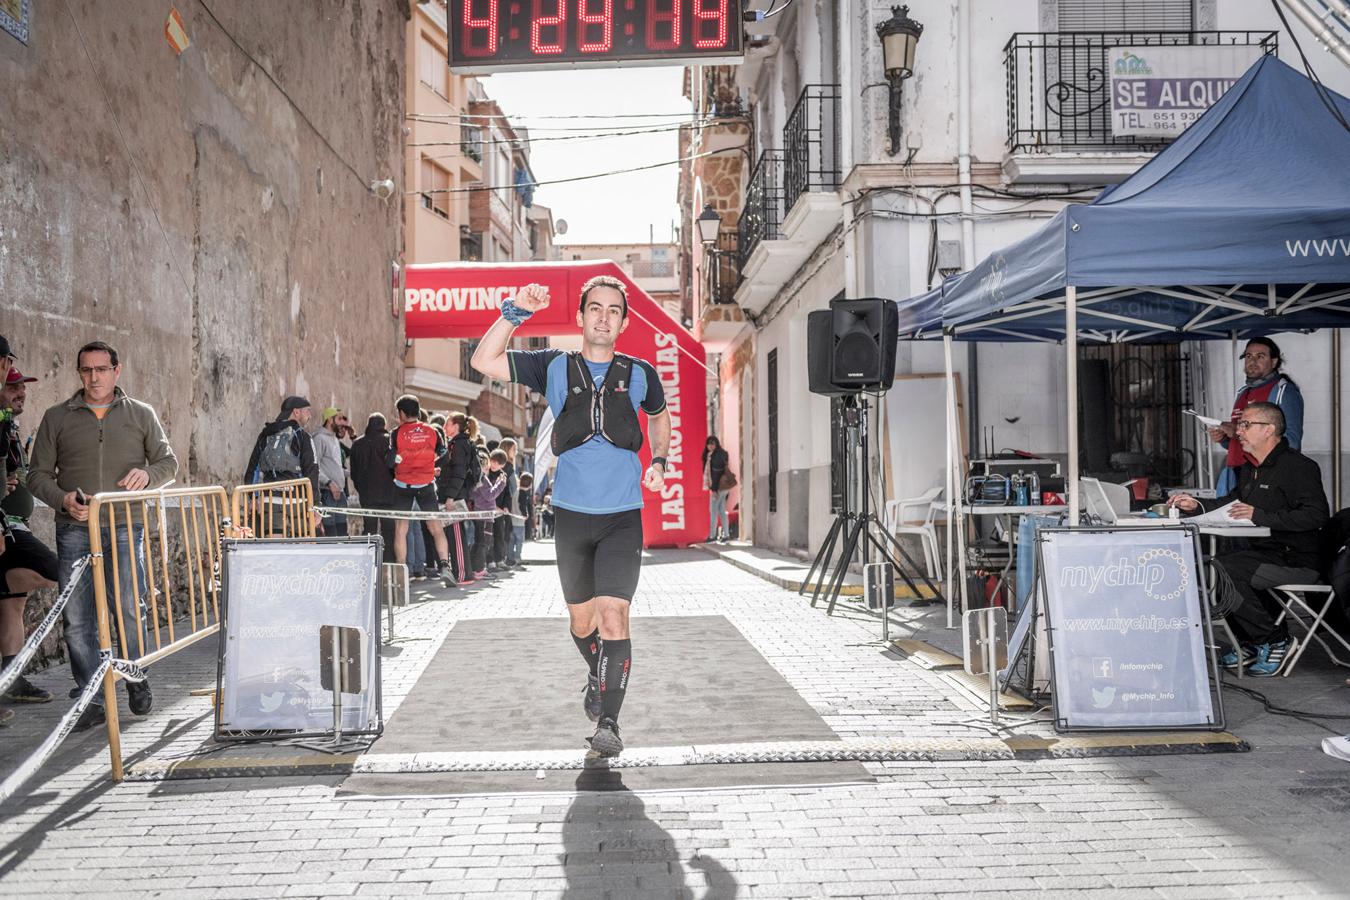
[437,412,477,584]
[1169,401,1330,677]
[243,396,321,534]
[349,413,397,562]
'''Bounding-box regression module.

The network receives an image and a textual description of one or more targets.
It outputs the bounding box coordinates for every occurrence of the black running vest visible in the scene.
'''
[551,352,644,456]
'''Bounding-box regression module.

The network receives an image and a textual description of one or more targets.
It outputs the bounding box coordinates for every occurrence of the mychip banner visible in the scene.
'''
[216,538,382,738]
[1109,45,1262,137]
[1038,527,1221,731]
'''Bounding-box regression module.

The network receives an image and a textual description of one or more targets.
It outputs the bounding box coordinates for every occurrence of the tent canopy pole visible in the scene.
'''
[1067,285,1080,522]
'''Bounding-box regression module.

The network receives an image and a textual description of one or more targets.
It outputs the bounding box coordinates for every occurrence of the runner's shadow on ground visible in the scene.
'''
[560,770,737,899]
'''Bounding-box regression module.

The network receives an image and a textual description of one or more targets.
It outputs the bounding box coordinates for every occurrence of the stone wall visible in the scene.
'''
[0,0,408,669]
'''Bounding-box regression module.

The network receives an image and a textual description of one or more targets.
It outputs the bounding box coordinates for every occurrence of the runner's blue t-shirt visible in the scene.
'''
[508,349,666,514]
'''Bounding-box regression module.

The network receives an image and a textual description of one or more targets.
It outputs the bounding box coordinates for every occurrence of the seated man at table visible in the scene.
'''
[1168,401,1329,677]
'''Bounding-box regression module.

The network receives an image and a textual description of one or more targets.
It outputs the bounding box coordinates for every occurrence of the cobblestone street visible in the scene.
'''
[1,547,1348,898]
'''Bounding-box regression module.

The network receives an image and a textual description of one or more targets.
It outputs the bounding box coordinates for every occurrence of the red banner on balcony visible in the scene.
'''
[404,261,709,548]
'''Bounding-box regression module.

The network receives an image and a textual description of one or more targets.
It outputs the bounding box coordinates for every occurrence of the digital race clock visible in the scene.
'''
[448,0,746,73]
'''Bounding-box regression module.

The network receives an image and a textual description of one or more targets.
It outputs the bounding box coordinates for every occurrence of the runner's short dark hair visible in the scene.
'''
[366,412,385,429]
[578,275,628,318]
[395,394,421,419]
[77,341,119,368]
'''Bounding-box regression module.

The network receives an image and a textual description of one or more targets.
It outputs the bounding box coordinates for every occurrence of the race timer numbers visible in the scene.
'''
[448,0,746,72]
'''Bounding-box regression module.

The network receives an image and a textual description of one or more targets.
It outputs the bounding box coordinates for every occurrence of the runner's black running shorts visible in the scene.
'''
[554,508,643,605]
[392,482,439,512]
[0,528,60,590]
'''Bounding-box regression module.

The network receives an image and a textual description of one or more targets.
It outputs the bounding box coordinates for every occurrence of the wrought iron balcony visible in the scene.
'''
[1004,31,1277,153]
[709,230,740,304]
[737,150,785,268]
[784,84,842,213]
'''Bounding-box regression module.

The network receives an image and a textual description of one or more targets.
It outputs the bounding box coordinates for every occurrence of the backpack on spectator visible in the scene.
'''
[462,438,483,495]
[258,427,302,478]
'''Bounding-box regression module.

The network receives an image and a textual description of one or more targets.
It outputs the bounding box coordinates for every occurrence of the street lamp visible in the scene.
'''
[876,5,923,158]
[696,203,722,246]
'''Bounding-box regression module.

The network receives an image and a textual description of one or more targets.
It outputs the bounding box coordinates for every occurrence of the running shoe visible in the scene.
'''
[1246,637,1298,677]
[587,717,623,757]
[127,679,154,715]
[1219,644,1256,670]
[2,675,54,704]
[472,569,488,580]
[583,674,602,722]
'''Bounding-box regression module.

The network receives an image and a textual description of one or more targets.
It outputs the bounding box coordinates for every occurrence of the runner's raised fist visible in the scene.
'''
[515,283,550,313]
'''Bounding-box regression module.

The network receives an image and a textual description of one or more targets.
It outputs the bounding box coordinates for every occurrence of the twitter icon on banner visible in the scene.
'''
[1092,685,1116,709]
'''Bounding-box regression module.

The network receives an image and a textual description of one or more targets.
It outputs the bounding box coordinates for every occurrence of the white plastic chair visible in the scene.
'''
[884,487,945,581]
[1268,582,1350,677]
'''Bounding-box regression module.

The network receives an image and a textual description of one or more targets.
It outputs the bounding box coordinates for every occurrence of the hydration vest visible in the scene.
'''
[392,421,440,485]
[552,352,644,456]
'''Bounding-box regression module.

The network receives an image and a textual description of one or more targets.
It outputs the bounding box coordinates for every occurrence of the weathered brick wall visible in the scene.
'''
[1,0,409,668]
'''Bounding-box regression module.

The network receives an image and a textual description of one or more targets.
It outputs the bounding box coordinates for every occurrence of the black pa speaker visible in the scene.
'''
[806,298,899,396]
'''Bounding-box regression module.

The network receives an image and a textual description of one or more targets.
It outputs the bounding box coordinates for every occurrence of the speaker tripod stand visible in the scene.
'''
[801,395,945,616]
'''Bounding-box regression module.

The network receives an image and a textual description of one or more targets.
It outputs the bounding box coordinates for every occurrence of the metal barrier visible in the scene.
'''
[88,485,231,780]
[231,478,316,539]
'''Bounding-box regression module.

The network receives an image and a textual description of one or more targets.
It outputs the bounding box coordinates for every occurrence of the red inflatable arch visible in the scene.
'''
[404,260,709,548]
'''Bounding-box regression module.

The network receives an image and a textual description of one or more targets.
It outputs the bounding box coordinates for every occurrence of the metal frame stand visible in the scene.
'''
[802,395,945,616]
[295,626,374,755]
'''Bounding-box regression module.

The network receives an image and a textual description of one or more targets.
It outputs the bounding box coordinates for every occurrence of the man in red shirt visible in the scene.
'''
[386,394,451,578]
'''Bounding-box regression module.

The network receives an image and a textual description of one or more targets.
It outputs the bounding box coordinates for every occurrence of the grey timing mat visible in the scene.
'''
[339,615,872,794]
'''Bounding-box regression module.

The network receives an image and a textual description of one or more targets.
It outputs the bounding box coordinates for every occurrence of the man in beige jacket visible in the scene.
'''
[29,341,177,731]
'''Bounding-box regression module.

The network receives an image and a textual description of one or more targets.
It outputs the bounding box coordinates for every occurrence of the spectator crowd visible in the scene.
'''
[244,392,547,586]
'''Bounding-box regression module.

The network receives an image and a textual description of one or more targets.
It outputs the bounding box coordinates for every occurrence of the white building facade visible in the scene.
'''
[685,0,1350,555]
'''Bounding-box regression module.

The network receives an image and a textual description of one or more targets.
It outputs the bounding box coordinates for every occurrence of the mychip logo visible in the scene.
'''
[1057,548,1188,602]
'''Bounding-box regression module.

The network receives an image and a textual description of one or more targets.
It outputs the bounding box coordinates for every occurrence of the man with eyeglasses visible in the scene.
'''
[28,341,178,729]
[1207,337,1304,495]
[1171,401,1328,677]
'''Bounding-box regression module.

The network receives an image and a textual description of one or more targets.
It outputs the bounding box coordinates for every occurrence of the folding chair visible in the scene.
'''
[1267,582,1350,677]
[883,487,945,581]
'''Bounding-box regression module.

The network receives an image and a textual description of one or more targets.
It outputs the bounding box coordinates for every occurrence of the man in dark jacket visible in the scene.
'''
[436,412,476,584]
[349,413,396,563]
[244,396,320,499]
[1169,401,1330,677]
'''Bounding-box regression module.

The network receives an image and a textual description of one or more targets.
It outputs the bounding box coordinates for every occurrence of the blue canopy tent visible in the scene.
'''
[896,56,1350,622]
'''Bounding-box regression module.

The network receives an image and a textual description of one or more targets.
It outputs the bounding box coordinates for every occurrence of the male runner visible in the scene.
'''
[471,276,670,756]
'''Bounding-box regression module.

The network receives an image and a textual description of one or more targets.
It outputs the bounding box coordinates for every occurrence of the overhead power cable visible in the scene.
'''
[405,114,729,132]
[408,110,708,121]
[196,0,374,187]
[409,148,732,195]
[406,121,707,149]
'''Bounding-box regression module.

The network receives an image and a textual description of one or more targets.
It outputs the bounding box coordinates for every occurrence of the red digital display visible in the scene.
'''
[449,0,744,72]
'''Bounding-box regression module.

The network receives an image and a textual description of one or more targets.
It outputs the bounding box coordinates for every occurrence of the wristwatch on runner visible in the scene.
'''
[650,457,667,471]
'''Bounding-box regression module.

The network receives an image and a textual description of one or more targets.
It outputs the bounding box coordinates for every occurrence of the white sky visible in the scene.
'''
[477,66,688,246]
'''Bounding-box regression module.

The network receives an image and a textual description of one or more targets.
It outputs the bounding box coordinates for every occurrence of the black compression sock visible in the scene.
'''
[571,628,600,677]
[597,638,631,722]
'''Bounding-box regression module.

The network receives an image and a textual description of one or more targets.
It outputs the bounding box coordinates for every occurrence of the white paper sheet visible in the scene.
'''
[1183,409,1226,429]
[1188,501,1254,527]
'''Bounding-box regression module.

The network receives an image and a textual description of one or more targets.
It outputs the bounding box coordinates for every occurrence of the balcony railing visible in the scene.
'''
[1004,31,1277,153]
[711,230,740,304]
[460,125,484,163]
[783,84,842,213]
[738,150,785,268]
